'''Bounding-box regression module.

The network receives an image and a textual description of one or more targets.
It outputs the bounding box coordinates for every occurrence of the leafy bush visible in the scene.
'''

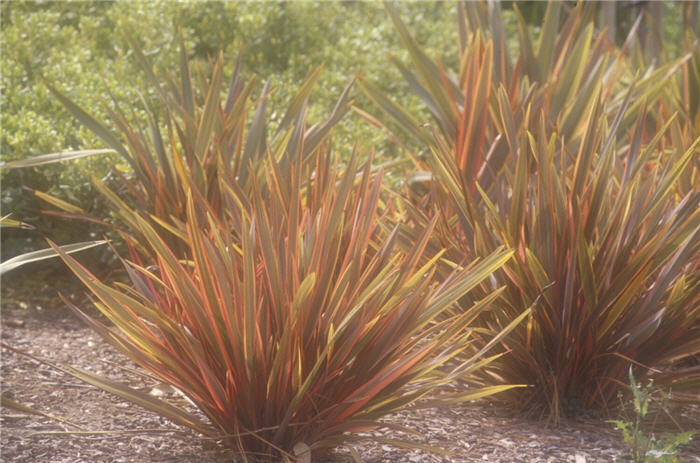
[1,2,147,276]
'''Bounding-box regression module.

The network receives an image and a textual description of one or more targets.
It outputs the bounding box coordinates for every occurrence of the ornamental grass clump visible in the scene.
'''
[10,22,526,460]
[360,2,700,421]
[52,139,525,459]
[477,97,700,418]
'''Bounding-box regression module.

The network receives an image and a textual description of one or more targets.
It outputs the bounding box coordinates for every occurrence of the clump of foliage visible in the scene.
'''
[482,101,699,417]
[53,138,524,458]
[610,368,695,463]
[360,2,700,421]
[29,21,527,459]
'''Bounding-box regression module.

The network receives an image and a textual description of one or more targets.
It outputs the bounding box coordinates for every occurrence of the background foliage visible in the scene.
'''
[0,0,456,291]
[2,1,691,259]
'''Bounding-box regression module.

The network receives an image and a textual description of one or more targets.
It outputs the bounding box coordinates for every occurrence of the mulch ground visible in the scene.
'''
[2,297,699,463]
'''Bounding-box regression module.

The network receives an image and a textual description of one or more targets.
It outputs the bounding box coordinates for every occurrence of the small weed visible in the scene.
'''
[609,368,694,462]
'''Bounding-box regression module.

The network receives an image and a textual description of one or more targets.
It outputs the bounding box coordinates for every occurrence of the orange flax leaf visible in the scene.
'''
[331,347,435,424]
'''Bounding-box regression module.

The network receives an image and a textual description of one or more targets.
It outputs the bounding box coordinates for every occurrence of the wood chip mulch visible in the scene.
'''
[2,301,698,463]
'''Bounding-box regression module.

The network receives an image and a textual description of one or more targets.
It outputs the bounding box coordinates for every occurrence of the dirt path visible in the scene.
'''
[2,302,698,463]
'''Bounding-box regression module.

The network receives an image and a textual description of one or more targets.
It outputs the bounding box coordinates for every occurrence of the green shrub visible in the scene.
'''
[1,1,458,281]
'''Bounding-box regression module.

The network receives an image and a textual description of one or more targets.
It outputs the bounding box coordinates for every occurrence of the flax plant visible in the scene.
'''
[359,2,700,420]
[51,140,526,459]
[477,95,700,418]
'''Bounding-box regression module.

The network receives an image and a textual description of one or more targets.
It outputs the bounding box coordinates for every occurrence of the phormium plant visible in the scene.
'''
[51,141,526,459]
[360,2,700,421]
[475,95,700,419]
